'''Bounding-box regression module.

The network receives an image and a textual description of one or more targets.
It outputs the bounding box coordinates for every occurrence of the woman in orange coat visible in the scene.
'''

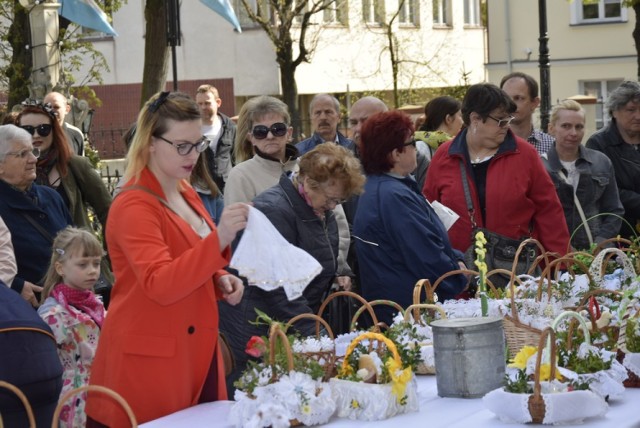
[86,92,249,427]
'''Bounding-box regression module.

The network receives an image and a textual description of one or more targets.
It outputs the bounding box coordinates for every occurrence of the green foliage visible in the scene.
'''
[557,346,613,374]
[626,318,640,353]
[504,369,532,393]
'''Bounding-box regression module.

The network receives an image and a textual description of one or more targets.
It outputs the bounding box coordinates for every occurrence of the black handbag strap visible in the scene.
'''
[21,212,54,244]
[458,159,477,228]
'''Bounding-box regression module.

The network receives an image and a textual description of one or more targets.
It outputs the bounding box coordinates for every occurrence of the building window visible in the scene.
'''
[580,79,623,129]
[324,0,348,25]
[432,0,451,27]
[399,0,418,26]
[235,0,273,28]
[571,0,627,24]
[463,0,480,26]
[363,0,385,24]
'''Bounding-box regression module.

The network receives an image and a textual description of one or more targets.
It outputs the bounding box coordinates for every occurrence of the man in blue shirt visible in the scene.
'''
[296,93,355,155]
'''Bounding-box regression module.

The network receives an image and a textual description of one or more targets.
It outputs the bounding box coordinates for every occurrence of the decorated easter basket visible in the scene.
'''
[0,381,35,428]
[329,332,418,421]
[552,311,627,400]
[285,313,336,381]
[574,288,624,351]
[53,385,137,428]
[616,299,640,388]
[483,327,607,425]
[230,324,336,427]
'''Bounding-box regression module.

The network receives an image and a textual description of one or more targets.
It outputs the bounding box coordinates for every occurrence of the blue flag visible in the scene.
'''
[59,0,118,36]
[200,0,242,33]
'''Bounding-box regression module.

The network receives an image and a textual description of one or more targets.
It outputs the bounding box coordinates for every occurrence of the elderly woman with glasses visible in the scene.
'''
[220,142,365,388]
[353,111,467,326]
[86,92,250,427]
[423,83,569,283]
[0,124,72,307]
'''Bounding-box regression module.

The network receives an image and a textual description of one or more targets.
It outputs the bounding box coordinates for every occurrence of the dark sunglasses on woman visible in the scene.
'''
[21,124,53,137]
[251,122,288,140]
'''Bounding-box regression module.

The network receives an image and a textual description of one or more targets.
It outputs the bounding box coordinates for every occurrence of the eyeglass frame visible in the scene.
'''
[403,138,417,148]
[487,115,515,128]
[154,135,210,156]
[251,122,289,140]
[5,147,40,160]
[319,186,347,206]
[20,124,53,137]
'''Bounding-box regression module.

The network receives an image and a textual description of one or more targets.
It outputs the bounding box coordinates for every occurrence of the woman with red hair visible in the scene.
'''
[353,111,467,325]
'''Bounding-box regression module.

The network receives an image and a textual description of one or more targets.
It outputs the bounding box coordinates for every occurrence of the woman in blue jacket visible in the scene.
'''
[354,111,468,326]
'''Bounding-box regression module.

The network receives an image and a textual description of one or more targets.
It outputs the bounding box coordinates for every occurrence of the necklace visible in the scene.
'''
[468,146,497,163]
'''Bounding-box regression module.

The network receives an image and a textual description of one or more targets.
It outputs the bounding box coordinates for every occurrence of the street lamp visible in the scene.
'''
[538,0,551,132]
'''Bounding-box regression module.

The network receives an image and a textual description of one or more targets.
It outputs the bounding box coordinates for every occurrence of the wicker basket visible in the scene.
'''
[402,303,446,375]
[574,288,624,351]
[329,331,418,421]
[0,380,35,428]
[616,299,640,387]
[53,385,137,428]
[317,290,380,332]
[285,313,336,380]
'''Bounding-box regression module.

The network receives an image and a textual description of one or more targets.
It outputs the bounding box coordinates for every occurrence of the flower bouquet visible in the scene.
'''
[229,324,335,428]
[483,327,607,425]
[552,311,627,400]
[329,332,419,421]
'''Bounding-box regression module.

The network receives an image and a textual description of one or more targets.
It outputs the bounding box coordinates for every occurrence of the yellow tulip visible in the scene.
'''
[508,346,537,369]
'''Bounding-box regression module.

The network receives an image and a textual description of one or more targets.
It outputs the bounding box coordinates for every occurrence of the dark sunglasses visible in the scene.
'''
[20,124,53,137]
[251,122,288,140]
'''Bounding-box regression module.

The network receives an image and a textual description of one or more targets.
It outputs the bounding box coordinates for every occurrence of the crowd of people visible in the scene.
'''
[1,75,638,426]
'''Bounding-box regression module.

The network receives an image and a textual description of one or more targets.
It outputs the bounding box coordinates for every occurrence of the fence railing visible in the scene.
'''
[99,164,123,196]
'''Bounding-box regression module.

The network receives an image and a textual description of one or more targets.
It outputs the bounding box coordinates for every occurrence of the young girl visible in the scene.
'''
[38,226,106,428]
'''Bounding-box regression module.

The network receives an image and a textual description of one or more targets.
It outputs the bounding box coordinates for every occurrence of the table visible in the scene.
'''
[141,376,640,427]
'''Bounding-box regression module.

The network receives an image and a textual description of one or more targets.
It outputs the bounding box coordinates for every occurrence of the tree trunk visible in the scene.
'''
[141,0,170,108]
[279,58,302,142]
[7,1,32,107]
[634,4,640,81]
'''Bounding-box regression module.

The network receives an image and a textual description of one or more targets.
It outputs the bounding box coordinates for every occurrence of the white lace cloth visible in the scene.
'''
[483,386,607,425]
[230,372,335,427]
[230,206,322,301]
[623,352,640,377]
[329,376,419,421]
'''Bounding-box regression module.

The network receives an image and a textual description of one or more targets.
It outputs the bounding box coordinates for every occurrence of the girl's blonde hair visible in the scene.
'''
[549,99,585,126]
[41,227,104,303]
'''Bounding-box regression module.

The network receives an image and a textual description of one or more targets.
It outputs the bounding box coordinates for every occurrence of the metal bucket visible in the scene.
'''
[431,317,505,398]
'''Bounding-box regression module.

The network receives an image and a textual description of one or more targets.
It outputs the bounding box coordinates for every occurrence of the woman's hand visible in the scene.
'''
[21,281,43,308]
[335,276,352,291]
[217,274,244,305]
[217,203,251,251]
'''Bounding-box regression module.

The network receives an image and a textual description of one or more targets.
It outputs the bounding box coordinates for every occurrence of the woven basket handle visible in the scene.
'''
[589,247,636,284]
[538,256,592,301]
[404,303,447,325]
[317,290,379,332]
[285,313,335,340]
[0,381,35,428]
[52,385,137,427]
[431,269,478,302]
[551,310,591,351]
[350,300,404,331]
[340,332,401,374]
[532,327,558,398]
[617,299,639,354]
[512,238,548,275]
[268,323,294,377]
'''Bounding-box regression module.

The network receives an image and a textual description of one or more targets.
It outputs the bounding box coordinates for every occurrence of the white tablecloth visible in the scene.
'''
[141,376,640,427]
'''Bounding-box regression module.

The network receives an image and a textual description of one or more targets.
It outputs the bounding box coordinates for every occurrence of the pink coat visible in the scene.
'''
[87,168,230,426]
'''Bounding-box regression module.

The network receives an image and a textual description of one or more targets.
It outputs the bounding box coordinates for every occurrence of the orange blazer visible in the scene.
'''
[86,168,230,426]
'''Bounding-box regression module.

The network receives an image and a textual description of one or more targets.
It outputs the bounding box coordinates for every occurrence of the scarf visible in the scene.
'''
[35,148,58,187]
[291,172,324,219]
[50,283,105,327]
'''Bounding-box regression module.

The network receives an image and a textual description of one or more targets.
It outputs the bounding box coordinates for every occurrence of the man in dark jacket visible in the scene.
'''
[0,281,63,427]
[586,80,640,239]
[196,84,237,192]
[296,93,355,155]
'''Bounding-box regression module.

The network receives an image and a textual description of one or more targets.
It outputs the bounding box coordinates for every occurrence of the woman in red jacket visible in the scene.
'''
[86,92,249,427]
[423,83,569,278]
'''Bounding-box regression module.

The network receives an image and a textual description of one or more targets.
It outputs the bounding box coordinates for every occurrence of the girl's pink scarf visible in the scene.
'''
[51,283,105,327]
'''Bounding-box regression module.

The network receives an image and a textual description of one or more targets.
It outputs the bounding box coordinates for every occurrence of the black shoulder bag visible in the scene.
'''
[459,160,540,288]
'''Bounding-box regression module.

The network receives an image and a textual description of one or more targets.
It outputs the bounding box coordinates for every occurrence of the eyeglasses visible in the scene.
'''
[251,122,288,140]
[487,115,515,128]
[6,147,40,159]
[155,135,210,156]
[404,139,417,148]
[20,124,53,137]
[148,91,170,113]
[320,188,347,206]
